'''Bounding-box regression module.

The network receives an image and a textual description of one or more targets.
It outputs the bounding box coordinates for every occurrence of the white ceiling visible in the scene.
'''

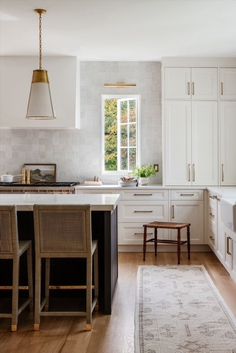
[1,0,236,60]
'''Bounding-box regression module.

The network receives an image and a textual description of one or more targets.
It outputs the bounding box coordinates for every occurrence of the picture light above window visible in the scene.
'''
[104,82,136,88]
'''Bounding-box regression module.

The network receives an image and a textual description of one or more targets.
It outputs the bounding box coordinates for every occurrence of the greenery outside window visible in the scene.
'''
[102,95,140,173]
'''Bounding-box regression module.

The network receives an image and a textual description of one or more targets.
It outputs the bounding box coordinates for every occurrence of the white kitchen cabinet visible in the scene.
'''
[220,68,236,100]
[216,198,225,262]
[220,102,236,185]
[191,68,217,100]
[170,200,204,244]
[164,100,218,186]
[164,68,191,100]
[164,67,217,100]
[164,101,191,185]
[0,56,80,129]
[191,101,218,185]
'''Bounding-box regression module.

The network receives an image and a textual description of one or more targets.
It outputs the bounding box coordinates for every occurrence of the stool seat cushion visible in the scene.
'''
[143,221,190,229]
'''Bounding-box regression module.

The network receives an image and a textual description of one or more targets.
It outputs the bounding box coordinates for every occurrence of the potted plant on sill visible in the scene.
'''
[133,165,157,186]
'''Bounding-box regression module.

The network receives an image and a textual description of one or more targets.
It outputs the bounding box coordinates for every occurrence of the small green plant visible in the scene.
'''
[133,165,157,178]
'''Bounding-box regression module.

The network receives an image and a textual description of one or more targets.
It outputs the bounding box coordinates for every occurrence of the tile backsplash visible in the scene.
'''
[0,61,162,184]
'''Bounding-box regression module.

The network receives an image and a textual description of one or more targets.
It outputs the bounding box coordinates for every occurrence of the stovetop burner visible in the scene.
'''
[0,182,80,187]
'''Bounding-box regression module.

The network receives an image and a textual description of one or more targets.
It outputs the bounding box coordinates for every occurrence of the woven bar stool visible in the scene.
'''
[33,205,99,331]
[0,206,33,331]
[143,221,191,264]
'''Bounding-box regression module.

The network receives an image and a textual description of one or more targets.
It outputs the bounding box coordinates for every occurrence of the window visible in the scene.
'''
[102,95,139,173]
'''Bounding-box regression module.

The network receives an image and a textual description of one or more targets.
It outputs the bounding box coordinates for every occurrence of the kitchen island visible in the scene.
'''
[0,193,120,314]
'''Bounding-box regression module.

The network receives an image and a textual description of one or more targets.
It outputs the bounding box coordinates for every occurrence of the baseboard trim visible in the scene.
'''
[118,244,211,253]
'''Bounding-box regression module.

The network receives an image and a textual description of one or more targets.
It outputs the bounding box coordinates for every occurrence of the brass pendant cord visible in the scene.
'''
[39,11,43,70]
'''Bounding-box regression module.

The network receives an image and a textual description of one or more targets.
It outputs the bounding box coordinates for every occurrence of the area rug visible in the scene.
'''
[135,265,236,353]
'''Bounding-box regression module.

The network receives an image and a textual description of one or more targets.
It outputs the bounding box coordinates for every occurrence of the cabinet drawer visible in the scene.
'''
[119,201,169,223]
[170,190,203,201]
[118,223,169,245]
[120,189,168,201]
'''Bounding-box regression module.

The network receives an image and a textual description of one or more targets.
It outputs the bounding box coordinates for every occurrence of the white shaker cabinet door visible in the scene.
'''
[170,201,204,244]
[220,68,236,100]
[164,68,191,99]
[164,101,191,185]
[191,101,218,185]
[220,102,236,185]
[191,68,218,100]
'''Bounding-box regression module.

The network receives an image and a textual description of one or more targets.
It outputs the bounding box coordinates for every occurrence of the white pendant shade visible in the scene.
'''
[26,70,55,120]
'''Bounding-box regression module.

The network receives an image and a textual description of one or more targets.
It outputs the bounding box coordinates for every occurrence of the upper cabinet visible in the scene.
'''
[220,68,236,100]
[164,67,217,100]
[191,68,218,100]
[164,68,191,99]
[0,56,80,129]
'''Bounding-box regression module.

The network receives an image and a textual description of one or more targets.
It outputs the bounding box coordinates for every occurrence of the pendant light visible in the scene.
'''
[26,9,55,120]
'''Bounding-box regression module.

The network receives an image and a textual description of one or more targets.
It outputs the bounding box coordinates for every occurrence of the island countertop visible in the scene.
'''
[0,193,120,211]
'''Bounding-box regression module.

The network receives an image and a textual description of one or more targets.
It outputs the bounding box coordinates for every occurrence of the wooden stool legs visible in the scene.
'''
[187,225,191,260]
[154,228,157,257]
[143,222,191,265]
[177,229,181,265]
[143,226,147,261]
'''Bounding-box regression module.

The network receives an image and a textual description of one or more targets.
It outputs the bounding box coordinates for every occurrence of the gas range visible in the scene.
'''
[0,182,80,187]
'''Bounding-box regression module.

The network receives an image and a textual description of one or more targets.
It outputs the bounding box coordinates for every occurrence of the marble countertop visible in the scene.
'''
[0,193,120,211]
[75,184,206,190]
[207,187,236,198]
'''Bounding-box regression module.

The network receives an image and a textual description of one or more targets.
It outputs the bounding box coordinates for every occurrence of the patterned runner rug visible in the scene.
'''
[135,265,236,353]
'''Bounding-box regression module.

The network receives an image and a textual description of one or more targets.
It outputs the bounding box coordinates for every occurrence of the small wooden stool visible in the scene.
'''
[143,221,191,264]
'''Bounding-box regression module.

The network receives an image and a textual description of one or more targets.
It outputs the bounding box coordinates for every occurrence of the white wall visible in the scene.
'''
[0,61,162,183]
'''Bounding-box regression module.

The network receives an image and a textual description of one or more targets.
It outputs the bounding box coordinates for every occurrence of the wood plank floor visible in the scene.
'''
[1,252,236,353]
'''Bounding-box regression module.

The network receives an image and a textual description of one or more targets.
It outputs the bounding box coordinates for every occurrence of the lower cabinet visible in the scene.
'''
[76,187,205,246]
[170,201,204,244]
[118,190,169,245]
[207,192,236,282]
[170,189,204,244]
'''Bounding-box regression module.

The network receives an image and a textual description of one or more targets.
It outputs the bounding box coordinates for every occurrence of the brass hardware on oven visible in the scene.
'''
[209,212,215,218]
[209,195,217,200]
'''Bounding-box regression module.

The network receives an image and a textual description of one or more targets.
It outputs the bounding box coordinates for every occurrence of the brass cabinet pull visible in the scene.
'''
[209,212,215,218]
[134,210,153,213]
[209,235,214,241]
[133,193,153,196]
[226,236,232,256]
[221,82,224,96]
[172,205,175,219]
[188,163,191,182]
[134,232,152,236]
[192,82,195,95]
[192,163,195,182]
[221,164,224,182]
[180,193,194,197]
[187,82,191,95]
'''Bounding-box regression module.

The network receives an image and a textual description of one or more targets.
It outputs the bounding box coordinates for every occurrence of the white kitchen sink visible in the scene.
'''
[221,198,236,232]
